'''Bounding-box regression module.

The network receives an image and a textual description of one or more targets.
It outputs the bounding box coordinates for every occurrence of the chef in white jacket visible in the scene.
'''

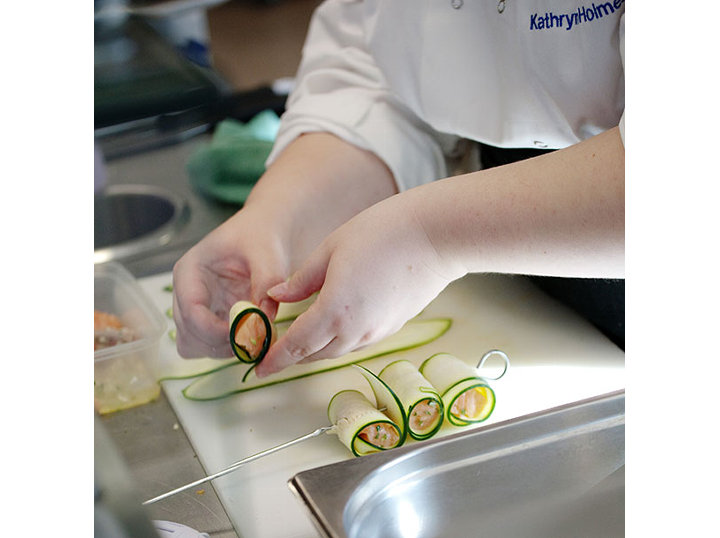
[172,0,626,376]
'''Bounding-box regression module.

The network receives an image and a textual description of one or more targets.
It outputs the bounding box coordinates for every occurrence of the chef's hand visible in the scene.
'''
[172,205,288,358]
[172,133,398,360]
[254,195,467,377]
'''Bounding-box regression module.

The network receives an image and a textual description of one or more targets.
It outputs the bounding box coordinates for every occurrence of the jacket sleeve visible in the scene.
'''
[265,0,450,191]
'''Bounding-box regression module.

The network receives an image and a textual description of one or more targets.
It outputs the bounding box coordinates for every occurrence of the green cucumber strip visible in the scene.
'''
[377,360,444,441]
[159,358,237,382]
[418,352,465,390]
[182,318,452,401]
[353,365,407,446]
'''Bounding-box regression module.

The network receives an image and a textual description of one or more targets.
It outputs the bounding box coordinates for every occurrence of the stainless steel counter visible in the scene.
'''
[96,136,240,537]
[100,391,239,537]
[291,390,625,538]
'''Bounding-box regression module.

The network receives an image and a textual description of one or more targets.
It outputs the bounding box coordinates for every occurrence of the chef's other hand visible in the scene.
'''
[172,208,286,359]
[254,196,466,377]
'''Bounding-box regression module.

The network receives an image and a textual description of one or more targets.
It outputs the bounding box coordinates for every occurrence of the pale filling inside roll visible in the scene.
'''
[358,422,400,448]
[409,399,441,432]
[233,312,269,358]
[451,387,489,420]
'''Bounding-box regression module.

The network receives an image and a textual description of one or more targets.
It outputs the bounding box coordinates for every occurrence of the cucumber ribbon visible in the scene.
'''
[419,350,509,427]
[182,318,452,400]
[228,301,276,381]
[327,365,407,457]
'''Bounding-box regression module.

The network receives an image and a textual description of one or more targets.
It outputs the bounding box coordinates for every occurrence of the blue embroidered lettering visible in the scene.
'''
[577,7,587,24]
[565,13,575,30]
[596,2,615,17]
[530,13,539,30]
[530,1,622,31]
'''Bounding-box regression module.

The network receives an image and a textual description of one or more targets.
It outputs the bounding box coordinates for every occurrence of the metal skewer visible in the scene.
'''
[142,425,335,506]
[476,349,510,380]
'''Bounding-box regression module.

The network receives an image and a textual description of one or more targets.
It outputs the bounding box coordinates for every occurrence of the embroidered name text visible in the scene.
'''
[530,0,624,31]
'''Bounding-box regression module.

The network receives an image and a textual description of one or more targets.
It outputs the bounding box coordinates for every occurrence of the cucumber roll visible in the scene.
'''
[378,360,444,440]
[228,301,277,364]
[328,390,404,457]
[419,353,496,426]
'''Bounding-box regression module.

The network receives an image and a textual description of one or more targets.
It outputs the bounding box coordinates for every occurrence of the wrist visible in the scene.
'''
[401,186,469,283]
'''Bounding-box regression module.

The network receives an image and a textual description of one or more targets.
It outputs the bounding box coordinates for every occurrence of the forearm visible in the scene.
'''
[412,128,625,279]
[245,132,398,268]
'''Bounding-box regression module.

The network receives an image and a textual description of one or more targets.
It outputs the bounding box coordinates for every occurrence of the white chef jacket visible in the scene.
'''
[267,0,625,192]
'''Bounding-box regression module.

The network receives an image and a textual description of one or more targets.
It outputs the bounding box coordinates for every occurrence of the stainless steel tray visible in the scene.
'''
[289,390,624,538]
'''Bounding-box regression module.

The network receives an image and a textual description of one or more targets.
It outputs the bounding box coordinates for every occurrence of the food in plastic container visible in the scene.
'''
[94,262,166,414]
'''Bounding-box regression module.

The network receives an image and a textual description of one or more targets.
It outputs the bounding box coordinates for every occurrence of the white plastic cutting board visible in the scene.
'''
[140,272,625,538]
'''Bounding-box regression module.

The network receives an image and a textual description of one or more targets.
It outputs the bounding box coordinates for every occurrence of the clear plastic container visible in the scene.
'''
[94,262,166,414]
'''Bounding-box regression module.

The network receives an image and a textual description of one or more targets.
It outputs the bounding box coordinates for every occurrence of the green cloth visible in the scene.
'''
[186,110,281,204]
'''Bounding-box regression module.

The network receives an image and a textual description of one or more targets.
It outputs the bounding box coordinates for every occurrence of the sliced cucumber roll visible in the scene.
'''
[328,390,404,457]
[229,301,277,364]
[160,300,306,382]
[354,365,407,446]
[419,353,496,427]
[378,360,444,440]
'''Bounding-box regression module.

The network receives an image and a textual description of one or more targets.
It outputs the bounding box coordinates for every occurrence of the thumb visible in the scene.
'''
[267,247,330,303]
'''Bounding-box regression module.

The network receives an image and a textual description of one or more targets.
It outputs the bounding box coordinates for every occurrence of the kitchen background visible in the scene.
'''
[207,0,323,91]
[94,0,324,278]
[93,3,331,537]
[93,5,629,536]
